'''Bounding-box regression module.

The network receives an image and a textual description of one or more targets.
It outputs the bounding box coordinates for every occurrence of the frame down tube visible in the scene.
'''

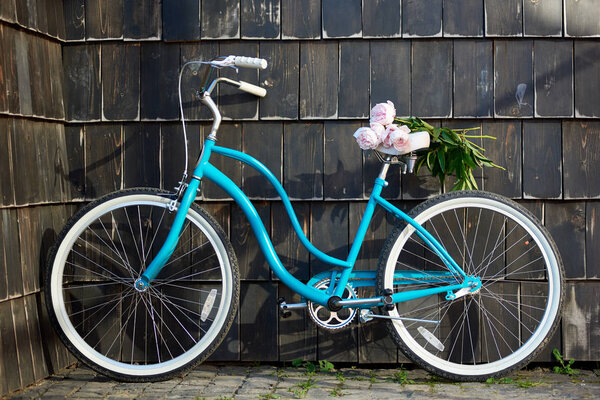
[202,163,332,305]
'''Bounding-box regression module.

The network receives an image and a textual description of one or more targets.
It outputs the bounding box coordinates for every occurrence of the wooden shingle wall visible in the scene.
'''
[2,0,600,394]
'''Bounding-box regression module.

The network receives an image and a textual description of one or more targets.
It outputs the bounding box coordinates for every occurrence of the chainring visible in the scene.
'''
[307,279,358,330]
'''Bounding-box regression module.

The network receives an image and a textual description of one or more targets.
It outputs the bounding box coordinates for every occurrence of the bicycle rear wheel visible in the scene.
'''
[46,189,239,381]
[377,191,563,381]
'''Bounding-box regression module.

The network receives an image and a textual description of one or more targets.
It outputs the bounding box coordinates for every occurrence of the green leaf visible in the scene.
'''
[292,358,304,367]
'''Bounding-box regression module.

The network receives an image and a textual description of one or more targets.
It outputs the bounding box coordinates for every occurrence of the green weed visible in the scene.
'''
[552,349,579,375]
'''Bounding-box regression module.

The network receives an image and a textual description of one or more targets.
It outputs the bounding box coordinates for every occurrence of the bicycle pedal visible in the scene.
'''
[278,297,292,318]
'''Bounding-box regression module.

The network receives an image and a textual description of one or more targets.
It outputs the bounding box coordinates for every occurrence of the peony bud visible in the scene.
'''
[353,127,381,150]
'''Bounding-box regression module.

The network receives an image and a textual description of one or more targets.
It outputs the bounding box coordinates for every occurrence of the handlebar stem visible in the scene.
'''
[201,94,221,141]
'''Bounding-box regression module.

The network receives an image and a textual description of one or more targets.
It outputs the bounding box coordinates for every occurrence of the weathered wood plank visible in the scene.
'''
[545,202,586,279]
[0,26,20,114]
[202,123,241,199]
[15,30,32,116]
[523,0,562,36]
[259,41,299,119]
[283,122,323,200]
[180,42,219,121]
[0,118,14,206]
[44,0,63,39]
[124,0,161,40]
[201,0,240,39]
[241,0,280,39]
[443,0,483,37]
[412,41,452,117]
[453,40,493,117]
[362,0,401,38]
[565,0,600,37]
[322,0,361,38]
[370,40,410,116]
[0,26,9,112]
[494,40,533,118]
[123,123,160,188]
[574,41,600,118]
[278,283,317,361]
[522,121,562,199]
[0,0,16,23]
[36,0,49,35]
[162,0,199,41]
[319,324,358,363]
[63,44,102,122]
[140,43,179,120]
[0,301,21,392]
[403,0,442,37]
[219,41,259,120]
[1,209,23,297]
[339,41,369,119]
[299,41,338,119]
[272,202,310,280]
[63,0,85,41]
[240,282,278,361]
[85,0,123,40]
[324,121,363,199]
[587,202,600,278]
[48,41,65,120]
[23,295,48,381]
[485,0,523,36]
[102,43,140,121]
[15,0,37,30]
[310,202,348,275]
[44,122,69,203]
[17,206,47,295]
[534,40,573,117]
[563,121,600,199]
[64,125,86,200]
[232,202,271,280]
[10,119,41,205]
[481,120,522,198]
[160,122,202,192]
[562,282,600,360]
[0,210,10,300]
[84,123,122,199]
[281,0,320,39]
[242,122,282,198]
[28,35,45,118]
[208,310,240,361]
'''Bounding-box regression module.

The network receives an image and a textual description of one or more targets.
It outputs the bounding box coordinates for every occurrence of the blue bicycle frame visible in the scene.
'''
[137,137,476,308]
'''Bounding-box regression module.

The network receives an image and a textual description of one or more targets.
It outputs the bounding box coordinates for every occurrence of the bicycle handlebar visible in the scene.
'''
[231,56,268,69]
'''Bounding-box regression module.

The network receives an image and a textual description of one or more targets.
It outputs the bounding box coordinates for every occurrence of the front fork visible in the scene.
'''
[134,142,215,291]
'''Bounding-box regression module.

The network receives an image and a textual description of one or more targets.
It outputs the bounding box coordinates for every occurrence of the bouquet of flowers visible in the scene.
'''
[353,101,503,191]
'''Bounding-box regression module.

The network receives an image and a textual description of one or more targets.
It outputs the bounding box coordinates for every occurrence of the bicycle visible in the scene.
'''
[46,56,564,382]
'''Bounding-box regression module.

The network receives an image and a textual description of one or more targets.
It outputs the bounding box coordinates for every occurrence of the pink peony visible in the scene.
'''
[382,124,411,151]
[370,101,396,126]
[370,122,386,142]
[353,127,380,150]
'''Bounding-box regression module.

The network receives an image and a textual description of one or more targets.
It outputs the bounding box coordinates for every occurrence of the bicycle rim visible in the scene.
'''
[48,192,235,378]
[379,194,562,378]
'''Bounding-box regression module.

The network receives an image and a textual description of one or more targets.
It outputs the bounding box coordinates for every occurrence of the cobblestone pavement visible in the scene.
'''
[4,364,600,399]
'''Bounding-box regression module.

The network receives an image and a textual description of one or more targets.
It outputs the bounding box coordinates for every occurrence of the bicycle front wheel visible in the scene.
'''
[377,191,563,381]
[46,189,239,381]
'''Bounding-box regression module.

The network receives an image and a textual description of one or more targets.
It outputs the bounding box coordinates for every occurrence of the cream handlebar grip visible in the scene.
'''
[232,56,268,69]
[238,81,267,97]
